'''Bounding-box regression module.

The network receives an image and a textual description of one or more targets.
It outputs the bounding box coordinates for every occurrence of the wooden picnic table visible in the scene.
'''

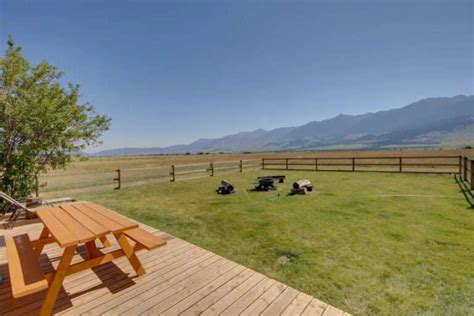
[5,201,166,316]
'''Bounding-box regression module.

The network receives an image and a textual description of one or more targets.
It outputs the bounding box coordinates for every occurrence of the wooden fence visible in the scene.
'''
[262,155,471,178]
[459,156,474,195]
[38,159,262,198]
[38,155,474,198]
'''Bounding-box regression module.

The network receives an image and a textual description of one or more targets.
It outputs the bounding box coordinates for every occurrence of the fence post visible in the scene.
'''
[458,156,462,175]
[170,165,175,182]
[114,169,121,190]
[315,158,318,171]
[399,157,403,173]
[464,157,468,180]
[239,160,243,173]
[262,159,265,170]
[286,158,289,170]
[352,158,355,171]
[470,159,474,190]
[210,162,214,176]
[35,175,39,197]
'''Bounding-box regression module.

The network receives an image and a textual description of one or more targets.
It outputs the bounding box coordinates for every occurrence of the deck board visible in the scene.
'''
[0,217,347,315]
[240,282,288,315]
[221,276,276,315]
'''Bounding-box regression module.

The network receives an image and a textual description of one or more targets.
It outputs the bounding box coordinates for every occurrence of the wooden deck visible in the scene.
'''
[0,216,347,315]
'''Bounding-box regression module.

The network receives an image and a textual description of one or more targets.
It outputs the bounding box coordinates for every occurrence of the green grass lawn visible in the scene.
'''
[78,170,474,315]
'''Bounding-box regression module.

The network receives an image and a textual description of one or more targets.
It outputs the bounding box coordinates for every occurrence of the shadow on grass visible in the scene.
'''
[454,175,474,208]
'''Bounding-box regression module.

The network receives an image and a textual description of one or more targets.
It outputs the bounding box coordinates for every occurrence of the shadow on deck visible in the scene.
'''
[0,217,347,315]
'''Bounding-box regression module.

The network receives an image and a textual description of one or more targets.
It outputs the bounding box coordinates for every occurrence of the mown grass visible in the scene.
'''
[78,170,474,315]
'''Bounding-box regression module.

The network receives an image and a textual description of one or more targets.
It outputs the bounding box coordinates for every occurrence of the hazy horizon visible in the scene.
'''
[86,94,473,153]
[2,0,472,151]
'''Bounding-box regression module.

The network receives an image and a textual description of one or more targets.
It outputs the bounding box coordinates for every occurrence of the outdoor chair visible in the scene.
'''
[0,191,34,229]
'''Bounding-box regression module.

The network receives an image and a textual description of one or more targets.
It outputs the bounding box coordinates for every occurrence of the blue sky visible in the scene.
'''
[1,0,472,151]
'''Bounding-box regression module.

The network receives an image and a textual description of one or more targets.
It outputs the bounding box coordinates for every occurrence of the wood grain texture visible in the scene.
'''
[36,208,77,247]
[81,202,138,232]
[0,219,347,316]
[49,208,95,243]
[70,203,123,232]
[5,234,48,298]
[123,227,167,250]
[60,204,110,237]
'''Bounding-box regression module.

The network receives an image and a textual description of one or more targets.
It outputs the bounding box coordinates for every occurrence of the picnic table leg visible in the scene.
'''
[32,227,51,257]
[114,232,145,276]
[40,245,76,316]
[86,236,111,259]
[99,235,111,247]
[85,240,101,258]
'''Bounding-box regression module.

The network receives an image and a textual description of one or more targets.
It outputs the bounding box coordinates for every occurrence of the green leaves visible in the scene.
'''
[0,35,110,199]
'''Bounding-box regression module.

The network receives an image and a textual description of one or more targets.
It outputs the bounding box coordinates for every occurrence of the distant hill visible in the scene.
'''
[92,95,474,156]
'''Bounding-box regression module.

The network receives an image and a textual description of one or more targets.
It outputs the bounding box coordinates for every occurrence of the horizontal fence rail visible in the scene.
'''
[38,159,262,198]
[38,155,473,198]
[262,155,464,174]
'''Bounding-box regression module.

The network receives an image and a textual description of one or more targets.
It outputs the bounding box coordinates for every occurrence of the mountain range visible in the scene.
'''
[92,95,474,156]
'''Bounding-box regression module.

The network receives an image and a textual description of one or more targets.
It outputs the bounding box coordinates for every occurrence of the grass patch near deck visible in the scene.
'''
[79,171,474,315]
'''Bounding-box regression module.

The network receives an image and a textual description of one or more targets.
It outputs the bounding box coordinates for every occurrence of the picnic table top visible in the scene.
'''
[36,202,138,247]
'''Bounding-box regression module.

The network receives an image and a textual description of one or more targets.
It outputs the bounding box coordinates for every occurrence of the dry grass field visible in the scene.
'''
[38,149,473,198]
[45,148,473,174]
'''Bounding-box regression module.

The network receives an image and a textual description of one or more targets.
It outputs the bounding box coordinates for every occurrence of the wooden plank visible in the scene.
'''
[31,226,52,257]
[240,282,287,316]
[39,245,76,316]
[114,232,145,276]
[44,248,125,283]
[36,208,77,247]
[222,276,276,315]
[202,272,266,315]
[85,240,101,258]
[68,246,206,315]
[5,234,48,298]
[99,236,111,247]
[70,203,123,232]
[123,227,167,250]
[31,236,56,250]
[261,286,299,315]
[72,245,204,315]
[145,261,240,314]
[22,239,185,315]
[81,202,138,231]
[129,258,233,315]
[60,204,110,237]
[0,230,122,309]
[177,268,255,316]
[301,297,329,315]
[281,292,313,315]
[0,219,346,316]
[103,255,222,315]
[49,207,96,243]
[6,238,184,315]
[323,304,346,315]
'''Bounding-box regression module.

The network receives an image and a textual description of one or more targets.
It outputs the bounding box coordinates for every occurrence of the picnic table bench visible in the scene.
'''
[5,201,166,316]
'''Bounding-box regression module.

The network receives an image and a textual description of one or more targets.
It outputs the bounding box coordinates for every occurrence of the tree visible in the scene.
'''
[0,35,110,199]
